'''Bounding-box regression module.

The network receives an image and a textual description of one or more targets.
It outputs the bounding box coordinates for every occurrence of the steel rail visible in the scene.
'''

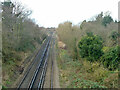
[17,38,47,89]
[37,35,53,89]
[17,34,53,89]
[37,40,51,89]
[28,40,50,89]
[17,38,49,89]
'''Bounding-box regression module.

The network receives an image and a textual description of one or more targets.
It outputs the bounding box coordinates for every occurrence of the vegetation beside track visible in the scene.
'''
[2,1,47,88]
[57,47,118,88]
[56,12,119,88]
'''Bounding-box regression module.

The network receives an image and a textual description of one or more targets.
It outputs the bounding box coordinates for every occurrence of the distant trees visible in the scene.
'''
[95,12,103,22]
[94,12,113,27]
[80,12,114,29]
[78,32,103,62]
[102,15,113,27]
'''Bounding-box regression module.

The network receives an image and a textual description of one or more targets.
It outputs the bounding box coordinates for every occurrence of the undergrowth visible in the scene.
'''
[57,48,118,88]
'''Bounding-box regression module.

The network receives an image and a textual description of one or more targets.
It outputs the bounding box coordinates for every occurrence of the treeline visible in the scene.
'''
[57,12,119,70]
[2,1,47,63]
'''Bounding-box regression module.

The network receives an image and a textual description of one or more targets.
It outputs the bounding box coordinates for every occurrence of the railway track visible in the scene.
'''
[17,35,52,89]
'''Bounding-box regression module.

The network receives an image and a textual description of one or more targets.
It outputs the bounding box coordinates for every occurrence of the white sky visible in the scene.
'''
[1,0,120,27]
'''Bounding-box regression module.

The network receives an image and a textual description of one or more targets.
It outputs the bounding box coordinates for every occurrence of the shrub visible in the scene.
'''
[17,40,35,52]
[109,31,120,45]
[34,37,42,44]
[101,46,120,70]
[78,32,103,62]
[110,31,119,40]
[2,48,21,63]
[102,47,109,52]
[93,67,109,82]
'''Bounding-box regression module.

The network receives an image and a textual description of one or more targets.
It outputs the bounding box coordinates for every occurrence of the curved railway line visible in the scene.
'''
[17,32,54,89]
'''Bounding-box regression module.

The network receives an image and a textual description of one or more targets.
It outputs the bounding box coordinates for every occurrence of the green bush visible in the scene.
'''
[17,41,35,52]
[78,32,103,62]
[109,31,120,45]
[110,31,119,41]
[34,37,42,44]
[101,46,120,70]
[2,85,7,90]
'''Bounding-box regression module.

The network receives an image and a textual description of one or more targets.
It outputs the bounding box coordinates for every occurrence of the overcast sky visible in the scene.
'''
[2,0,120,27]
